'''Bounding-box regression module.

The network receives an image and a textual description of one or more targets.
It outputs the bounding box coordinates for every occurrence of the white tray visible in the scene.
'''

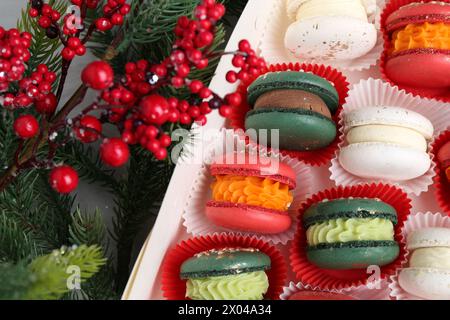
[122,0,443,300]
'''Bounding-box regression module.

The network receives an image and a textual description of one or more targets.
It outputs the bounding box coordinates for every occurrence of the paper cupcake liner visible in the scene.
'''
[289,183,411,290]
[280,280,391,300]
[389,212,450,300]
[432,130,450,216]
[259,0,384,71]
[182,131,313,245]
[330,78,450,196]
[228,63,349,167]
[160,233,288,300]
[380,0,450,102]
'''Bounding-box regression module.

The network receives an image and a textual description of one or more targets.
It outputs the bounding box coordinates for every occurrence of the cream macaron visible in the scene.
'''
[284,0,377,61]
[339,106,434,181]
[398,227,450,300]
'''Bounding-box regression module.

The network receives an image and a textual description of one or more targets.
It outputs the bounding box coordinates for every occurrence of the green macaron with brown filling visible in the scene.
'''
[245,71,338,151]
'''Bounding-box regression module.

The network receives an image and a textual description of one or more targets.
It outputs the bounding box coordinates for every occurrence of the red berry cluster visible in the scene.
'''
[2,63,57,111]
[29,1,61,31]
[95,0,131,32]
[0,28,31,91]
[225,40,266,84]
[62,36,87,61]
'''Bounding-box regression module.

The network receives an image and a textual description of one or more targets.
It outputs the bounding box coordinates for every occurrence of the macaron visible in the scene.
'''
[339,106,434,181]
[245,71,338,151]
[288,291,356,300]
[384,2,450,89]
[206,153,296,234]
[285,0,377,60]
[437,140,450,182]
[180,248,271,300]
[303,198,400,269]
[398,227,450,300]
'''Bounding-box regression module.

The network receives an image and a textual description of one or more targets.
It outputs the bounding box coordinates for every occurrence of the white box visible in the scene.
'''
[122,0,443,300]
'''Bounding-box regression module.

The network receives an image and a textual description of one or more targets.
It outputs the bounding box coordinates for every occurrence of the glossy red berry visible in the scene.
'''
[13,115,39,139]
[139,95,169,125]
[61,47,75,60]
[49,165,79,194]
[95,18,112,31]
[35,93,57,115]
[75,115,102,143]
[81,61,114,90]
[100,138,130,167]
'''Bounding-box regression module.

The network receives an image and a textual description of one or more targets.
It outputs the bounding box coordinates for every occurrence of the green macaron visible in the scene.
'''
[245,71,339,151]
[303,198,400,270]
[180,248,271,300]
[180,248,270,279]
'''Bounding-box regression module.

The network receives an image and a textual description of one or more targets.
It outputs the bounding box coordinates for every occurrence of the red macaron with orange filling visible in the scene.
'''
[384,1,450,90]
[206,153,296,234]
[438,141,450,182]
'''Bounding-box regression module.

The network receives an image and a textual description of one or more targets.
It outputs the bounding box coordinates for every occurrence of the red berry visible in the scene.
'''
[226,71,237,83]
[154,148,168,160]
[232,55,245,68]
[96,18,112,31]
[238,39,251,53]
[189,80,203,93]
[38,16,52,29]
[35,93,57,115]
[61,47,75,60]
[67,37,82,49]
[49,165,79,194]
[139,95,169,125]
[100,138,130,167]
[13,115,39,139]
[159,134,172,148]
[219,105,232,117]
[81,61,114,90]
[75,115,102,143]
[199,87,212,99]
[225,92,242,106]
[110,13,124,26]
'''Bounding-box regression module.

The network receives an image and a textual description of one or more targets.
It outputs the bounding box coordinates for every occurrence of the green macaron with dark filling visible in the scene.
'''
[180,248,271,300]
[303,198,400,270]
[245,71,338,151]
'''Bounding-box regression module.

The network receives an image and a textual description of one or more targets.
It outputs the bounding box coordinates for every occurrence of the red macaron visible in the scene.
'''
[206,153,296,234]
[384,1,450,91]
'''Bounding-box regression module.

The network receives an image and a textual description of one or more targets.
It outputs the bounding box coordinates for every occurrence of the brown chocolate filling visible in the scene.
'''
[254,89,331,119]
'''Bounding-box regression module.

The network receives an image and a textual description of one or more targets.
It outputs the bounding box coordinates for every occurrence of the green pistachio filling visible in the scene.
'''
[306,218,395,246]
[186,271,269,300]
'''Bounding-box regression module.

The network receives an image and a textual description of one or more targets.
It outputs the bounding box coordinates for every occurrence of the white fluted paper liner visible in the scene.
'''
[389,212,450,300]
[330,78,450,196]
[182,131,313,245]
[259,0,384,72]
[280,280,391,300]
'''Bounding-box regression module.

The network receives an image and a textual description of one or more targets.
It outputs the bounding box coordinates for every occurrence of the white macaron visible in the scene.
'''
[284,0,377,61]
[398,227,450,300]
[339,142,432,181]
[339,106,434,181]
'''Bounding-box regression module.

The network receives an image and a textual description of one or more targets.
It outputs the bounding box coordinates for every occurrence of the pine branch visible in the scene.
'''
[25,245,106,300]
[56,140,119,191]
[0,261,33,300]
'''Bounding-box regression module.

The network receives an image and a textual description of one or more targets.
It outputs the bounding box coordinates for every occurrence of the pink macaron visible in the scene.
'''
[206,153,296,234]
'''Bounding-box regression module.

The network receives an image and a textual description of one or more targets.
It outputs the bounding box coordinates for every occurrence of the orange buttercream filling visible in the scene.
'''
[211,175,293,211]
[390,22,450,54]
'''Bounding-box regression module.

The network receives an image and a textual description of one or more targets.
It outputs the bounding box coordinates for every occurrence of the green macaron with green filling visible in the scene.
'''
[180,248,271,300]
[303,198,400,270]
[245,71,339,151]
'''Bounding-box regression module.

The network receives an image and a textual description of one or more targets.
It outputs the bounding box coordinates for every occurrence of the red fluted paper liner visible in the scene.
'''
[259,0,384,71]
[389,212,450,300]
[228,63,349,167]
[182,130,313,244]
[280,280,391,300]
[289,183,410,290]
[432,130,450,216]
[160,233,287,300]
[380,0,450,102]
[330,78,450,196]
